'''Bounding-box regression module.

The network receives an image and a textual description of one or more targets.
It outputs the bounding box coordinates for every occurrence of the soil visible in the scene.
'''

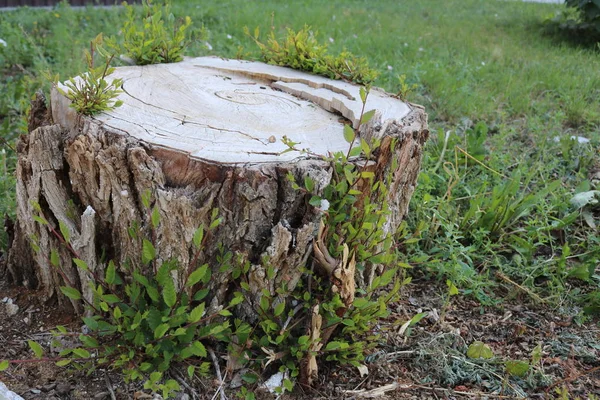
[1,274,599,400]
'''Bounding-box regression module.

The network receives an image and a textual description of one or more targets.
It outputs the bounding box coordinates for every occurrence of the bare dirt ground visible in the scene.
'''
[1,275,599,400]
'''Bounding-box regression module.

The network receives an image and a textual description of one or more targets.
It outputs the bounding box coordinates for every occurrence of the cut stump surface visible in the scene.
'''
[8,57,428,318]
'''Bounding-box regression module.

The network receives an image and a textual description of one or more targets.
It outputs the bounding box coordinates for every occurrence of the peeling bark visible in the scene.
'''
[7,58,428,320]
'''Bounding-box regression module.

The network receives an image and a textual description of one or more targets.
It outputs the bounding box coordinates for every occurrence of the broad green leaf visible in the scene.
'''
[154,323,170,339]
[56,359,71,367]
[28,340,44,358]
[72,348,91,358]
[446,280,459,296]
[229,292,244,307]
[0,360,9,371]
[73,258,89,272]
[33,215,48,226]
[162,276,177,308]
[50,249,60,267]
[79,334,99,348]
[361,109,376,125]
[343,125,356,143]
[60,286,81,300]
[193,226,204,249]
[151,206,160,228]
[142,239,156,265]
[102,294,120,304]
[82,317,98,331]
[505,360,529,377]
[341,319,355,327]
[187,365,195,378]
[192,341,207,357]
[304,176,315,192]
[274,302,285,317]
[187,264,209,287]
[219,309,232,317]
[467,341,494,359]
[188,303,205,323]
[58,220,71,244]
[359,86,367,103]
[105,260,116,285]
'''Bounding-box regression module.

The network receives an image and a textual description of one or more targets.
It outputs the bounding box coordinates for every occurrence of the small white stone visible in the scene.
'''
[227,34,232,39]
[5,302,19,316]
[120,190,129,197]
[387,65,393,70]
[329,37,334,43]
[0,39,7,47]
[320,199,330,212]
[263,371,288,394]
[0,382,25,400]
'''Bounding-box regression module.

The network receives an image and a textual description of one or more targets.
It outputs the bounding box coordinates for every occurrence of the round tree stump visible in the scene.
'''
[7,57,428,316]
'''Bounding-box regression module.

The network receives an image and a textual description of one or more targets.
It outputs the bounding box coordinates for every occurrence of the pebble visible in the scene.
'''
[5,302,19,317]
[93,392,110,399]
[55,382,71,395]
[30,389,41,394]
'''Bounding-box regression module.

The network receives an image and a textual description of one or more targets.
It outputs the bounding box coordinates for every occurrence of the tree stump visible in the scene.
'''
[6,57,428,317]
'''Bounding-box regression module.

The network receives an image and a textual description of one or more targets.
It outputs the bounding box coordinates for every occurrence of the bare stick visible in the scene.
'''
[208,347,227,400]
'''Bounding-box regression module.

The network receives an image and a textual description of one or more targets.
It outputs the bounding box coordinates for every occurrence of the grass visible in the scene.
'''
[0,0,599,314]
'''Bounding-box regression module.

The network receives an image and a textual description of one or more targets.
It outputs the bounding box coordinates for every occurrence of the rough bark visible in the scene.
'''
[7,57,428,318]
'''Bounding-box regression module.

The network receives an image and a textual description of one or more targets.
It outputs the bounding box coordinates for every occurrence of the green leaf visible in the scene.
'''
[274,302,285,317]
[102,294,120,304]
[229,292,244,307]
[60,286,81,300]
[531,343,542,365]
[82,317,98,331]
[343,125,356,143]
[79,334,99,348]
[341,318,355,327]
[187,365,195,378]
[28,340,44,358]
[467,341,494,359]
[304,176,315,192]
[188,303,205,323]
[193,226,204,249]
[142,239,156,264]
[0,360,9,371]
[219,309,232,317]
[446,280,459,296]
[361,109,376,125]
[154,323,170,339]
[72,348,91,358]
[73,258,89,272]
[192,341,207,357]
[50,249,60,268]
[59,220,71,243]
[505,360,529,377]
[105,260,116,285]
[283,378,294,392]
[359,86,367,103]
[33,215,48,226]
[187,264,209,287]
[162,276,177,308]
[151,206,160,228]
[409,312,428,326]
[56,359,71,367]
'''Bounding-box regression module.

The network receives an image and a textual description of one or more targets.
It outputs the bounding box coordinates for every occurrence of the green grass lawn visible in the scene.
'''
[1,0,598,313]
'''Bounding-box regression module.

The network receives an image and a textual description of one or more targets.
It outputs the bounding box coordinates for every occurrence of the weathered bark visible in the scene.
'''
[7,57,428,318]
